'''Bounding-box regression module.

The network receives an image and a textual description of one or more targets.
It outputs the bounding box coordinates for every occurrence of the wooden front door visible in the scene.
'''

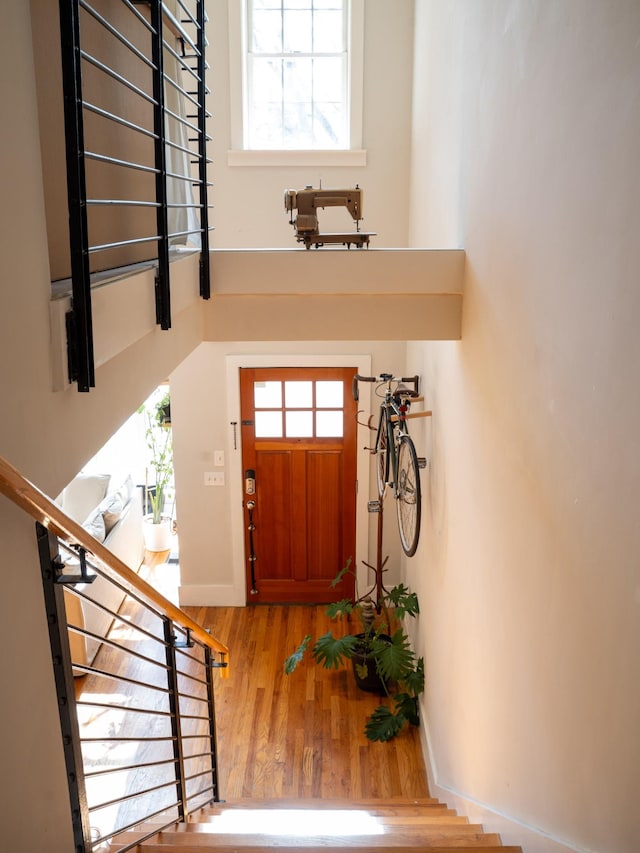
[239,367,357,603]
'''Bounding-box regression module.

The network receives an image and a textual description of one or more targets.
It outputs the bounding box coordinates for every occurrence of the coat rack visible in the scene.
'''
[358,496,389,611]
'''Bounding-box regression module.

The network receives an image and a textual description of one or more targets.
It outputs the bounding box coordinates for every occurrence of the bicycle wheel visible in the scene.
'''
[396,434,421,557]
[375,412,389,498]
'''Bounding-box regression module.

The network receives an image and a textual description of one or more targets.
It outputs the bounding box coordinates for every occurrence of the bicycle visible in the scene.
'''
[353,373,426,557]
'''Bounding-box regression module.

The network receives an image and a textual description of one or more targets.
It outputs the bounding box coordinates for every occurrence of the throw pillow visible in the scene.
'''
[82,508,106,543]
[61,473,111,524]
[99,493,125,535]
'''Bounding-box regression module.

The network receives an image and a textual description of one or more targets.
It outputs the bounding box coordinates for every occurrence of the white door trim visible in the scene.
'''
[225,353,372,602]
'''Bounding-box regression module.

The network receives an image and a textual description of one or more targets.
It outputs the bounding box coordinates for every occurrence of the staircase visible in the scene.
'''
[1,457,524,853]
[120,798,522,852]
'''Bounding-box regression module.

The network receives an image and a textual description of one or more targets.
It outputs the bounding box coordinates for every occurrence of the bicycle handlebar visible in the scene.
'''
[352,373,419,402]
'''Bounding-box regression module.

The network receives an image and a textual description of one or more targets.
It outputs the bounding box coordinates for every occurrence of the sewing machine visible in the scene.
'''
[284,185,375,249]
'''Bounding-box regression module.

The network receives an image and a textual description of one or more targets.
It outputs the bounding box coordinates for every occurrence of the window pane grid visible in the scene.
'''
[250,3,345,56]
[254,379,344,438]
[247,0,348,150]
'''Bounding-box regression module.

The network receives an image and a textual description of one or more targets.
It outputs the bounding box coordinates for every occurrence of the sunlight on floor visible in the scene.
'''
[204,809,384,836]
[139,547,181,604]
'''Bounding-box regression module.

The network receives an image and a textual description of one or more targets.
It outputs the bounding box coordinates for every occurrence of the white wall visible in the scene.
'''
[207,0,415,248]
[408,2,640,852]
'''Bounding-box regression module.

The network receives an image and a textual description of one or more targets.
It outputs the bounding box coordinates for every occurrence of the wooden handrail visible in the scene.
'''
[0,454,229,670]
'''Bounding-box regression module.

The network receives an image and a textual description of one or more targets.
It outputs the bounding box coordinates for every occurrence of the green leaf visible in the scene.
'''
[329,557,354,588]
[386,584,420,618]
[394,692,420,727]
[403,657,424,697]
[365,705,405,742]
[284,634,311,674]
[354,661,369,681]
[311,631,359,669]
[372,629,415,682]
[325,598,354,620]
[145,412,173,522]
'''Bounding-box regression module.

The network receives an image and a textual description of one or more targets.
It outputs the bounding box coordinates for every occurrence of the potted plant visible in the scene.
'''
[141,393,173,552]
[284,560,424,742]
[155,390,171,427]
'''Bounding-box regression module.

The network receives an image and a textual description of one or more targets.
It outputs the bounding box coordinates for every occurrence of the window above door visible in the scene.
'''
[228,0,366,167]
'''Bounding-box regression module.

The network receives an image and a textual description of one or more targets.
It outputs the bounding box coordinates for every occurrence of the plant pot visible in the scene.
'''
[351,633,392,695]
[143,515,172,552]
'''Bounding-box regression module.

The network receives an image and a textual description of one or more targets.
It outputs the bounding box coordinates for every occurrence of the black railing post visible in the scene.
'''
[196,0,211,299]
[36,523,91,852]
[204,646,221,802]
[163,619,187,820]
[151,1,171,329]
[59,0,95,391]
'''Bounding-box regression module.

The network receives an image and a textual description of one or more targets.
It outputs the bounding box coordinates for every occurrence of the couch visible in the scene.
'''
[56,472,145,670]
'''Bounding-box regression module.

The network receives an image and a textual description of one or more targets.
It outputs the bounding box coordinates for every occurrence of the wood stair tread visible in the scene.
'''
[138,847,521,853]
[127,797,523,852]
[179,824,494,838]
[192,813,469,825]
[196,800,455,816]
[136,830,505,847]
[204,798,443,807]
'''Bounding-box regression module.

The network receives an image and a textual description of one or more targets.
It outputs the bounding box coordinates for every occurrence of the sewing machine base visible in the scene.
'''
[297,231,376,250]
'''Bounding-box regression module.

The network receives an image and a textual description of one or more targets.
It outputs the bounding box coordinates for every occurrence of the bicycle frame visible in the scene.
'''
[377,379,416,495]
[353,372,425,560]
[353,373,419,493]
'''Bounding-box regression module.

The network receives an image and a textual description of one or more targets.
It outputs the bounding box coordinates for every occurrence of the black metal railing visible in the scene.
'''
[37,523,225,852]
[59,0,212,391]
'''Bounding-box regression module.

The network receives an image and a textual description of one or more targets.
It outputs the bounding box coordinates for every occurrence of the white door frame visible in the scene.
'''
[225,353,372,602]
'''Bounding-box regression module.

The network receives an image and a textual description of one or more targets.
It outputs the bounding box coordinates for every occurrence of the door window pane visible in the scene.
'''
[254,381,282,408]
[255,411,283,437]
[316,410,343,437]
[316,381,343,408]
[286,410,313,437]
[253,376,346,439]
[285,381,312,408]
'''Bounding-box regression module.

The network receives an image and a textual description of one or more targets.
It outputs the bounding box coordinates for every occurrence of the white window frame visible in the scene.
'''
[227,0,366,167]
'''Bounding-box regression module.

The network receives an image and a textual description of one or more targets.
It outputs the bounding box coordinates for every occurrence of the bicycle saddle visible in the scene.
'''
[395,384,420,398]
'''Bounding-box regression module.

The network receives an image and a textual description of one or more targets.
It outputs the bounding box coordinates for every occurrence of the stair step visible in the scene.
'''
[181,823,490,837]
[196,799,454,818]
[202,798,443,808]
[122,799,523,852]
[192,813,469,826]
[134,829,505,847]
[138,847,521,853]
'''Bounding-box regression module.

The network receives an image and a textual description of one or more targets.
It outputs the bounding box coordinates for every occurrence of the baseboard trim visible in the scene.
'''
[178,583,244,607]
[418,720,582,853]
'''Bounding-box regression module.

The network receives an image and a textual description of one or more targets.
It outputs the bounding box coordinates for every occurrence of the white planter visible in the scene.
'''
[143,515,172,552]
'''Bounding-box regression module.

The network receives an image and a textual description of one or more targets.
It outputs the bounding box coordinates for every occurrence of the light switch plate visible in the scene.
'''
[204,471,225,486]
[214,450,225,466]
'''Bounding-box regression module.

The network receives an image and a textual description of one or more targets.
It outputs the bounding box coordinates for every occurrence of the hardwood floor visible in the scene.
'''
[70,549,524,851]
[184,601,429,802]
[75,545,429,844]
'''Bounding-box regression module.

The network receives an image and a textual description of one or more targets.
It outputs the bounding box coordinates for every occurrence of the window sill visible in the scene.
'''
[227,149,367,168]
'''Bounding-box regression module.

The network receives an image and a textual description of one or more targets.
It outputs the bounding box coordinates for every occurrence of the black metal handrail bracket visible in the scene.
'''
[58,0,211,389]
[38,528,221,852]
